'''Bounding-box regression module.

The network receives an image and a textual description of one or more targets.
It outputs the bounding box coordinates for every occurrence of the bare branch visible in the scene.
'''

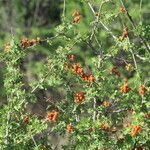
[88,2,117,40]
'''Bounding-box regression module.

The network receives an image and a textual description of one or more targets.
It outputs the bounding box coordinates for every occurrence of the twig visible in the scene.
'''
[62,0,66,18]
[139,0,143,24]
[5,95,11,145]
[127,35,141,80]
[5,112,10,145]
[90,1,103,40]
[112,108,128,113]
[93,98,97,121]
[31,66,53,93]
[32,136,38,147]
[119,0,150,53]
[132,140,137,150]
[75,115,80,122]
[135,54,148,61]
[33,0,40,25]
[88,2,117,40]
[130,49,138,70]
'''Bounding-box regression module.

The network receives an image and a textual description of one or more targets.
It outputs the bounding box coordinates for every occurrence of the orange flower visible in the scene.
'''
[82,74,89,81]
[122,27,128,39]
[88,74,95,82]
[66,124,74,133]
[110,66,120,77]
[82,74,95,82]
[120,81,131,94]
[64,64,70,71]
[76,67,84,75]
[46,110,59,122]
[73,15,81,24]
[72,10,80,17]
[100,123,110,131]
[23,116,29,124]
[69,54,75,61]
[20,38,41,48]
[102,101,112,107]
[131,125,142,137]
[73,63,94,82]
[139,85,147,96]
[125,63,134,72]
[72,10,81,24]
[119,7,126,12]
[73,63,78,71]
[73,63,79,70]
[145,113,150,119]
[73,63,84,76]
[74,92,86,104]
[20,38,31,48]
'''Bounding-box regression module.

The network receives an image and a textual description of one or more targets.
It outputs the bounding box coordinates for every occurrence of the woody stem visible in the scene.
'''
[119,0,150,53]
[88,2,117,40]
[93,98,97,121]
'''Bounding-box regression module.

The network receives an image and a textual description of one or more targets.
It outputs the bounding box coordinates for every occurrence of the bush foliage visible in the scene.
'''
[0,0,150,149]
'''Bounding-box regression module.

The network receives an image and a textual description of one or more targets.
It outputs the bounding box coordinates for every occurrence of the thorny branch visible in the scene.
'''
[119,0,150,53]
[88,2,117,40]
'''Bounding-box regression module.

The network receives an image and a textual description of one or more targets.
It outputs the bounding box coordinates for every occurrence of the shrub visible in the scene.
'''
[0,0,150,149]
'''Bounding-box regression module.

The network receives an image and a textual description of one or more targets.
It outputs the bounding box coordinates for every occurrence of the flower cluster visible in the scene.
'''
[122,27,129,39]
[102,101,112,107]
[20,38,41,48]
[23,116,29,124]
[139,85,147,96]
[120,80,131,94]
[82,74,95,82]
[46,110,59,122]
[64,54,95,83]
[73,63,95,82]
[100,123,110,131]
[125,63,134,72]
[73,63,84,76]
[110,66,120,77]
[74,92,86,104]
[66,124,74,133]
[72,10,81,24]
[131,125,142,137]
[119,7,126,12]
[64,63,70,71]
